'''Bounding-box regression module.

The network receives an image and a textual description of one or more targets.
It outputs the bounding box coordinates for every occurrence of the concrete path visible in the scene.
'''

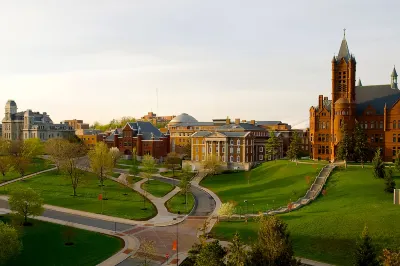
[0,167,57,187]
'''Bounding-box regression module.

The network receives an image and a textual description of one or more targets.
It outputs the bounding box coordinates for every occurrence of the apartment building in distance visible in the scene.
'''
[63,119,89,130]
[75,129,103,149]
[2,100,75,141]
[104,121,170,161]
[310,32,400,162]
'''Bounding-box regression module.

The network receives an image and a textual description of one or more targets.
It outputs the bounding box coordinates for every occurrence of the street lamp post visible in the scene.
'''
[173,211,181,266]
[244,200,248,217]
[252,204,255,214]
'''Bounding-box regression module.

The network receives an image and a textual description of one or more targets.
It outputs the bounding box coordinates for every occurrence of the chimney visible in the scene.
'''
[250,120,255,125]
[226,118,231,124]
[318,95,323,108]
[241,119,247,122]
[235,118,240,125]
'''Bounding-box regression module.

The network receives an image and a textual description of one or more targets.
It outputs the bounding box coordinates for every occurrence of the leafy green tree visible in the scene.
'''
[45,138,69,173]
[165,152,181,177]
[179,174,191,207]
[372,148,385,179]
[0,221,22,263]
[381,249,400,266]
[0,156,12,177]
[248,215,299,266]
[265,130,280,162]
[89,142,113,186]
[226,232,247,266]
[384,167,396,193]
[353,122,368,168]
[22,138,44,158]
[109,147,121,168]
[336,123,353,168]
[287,131,302,165]
[195,240,226,266]
[129,164,140,176]
[354,225,379,266]
[141,155,157,174]
[218,202,236,221]
[9,188,44,225]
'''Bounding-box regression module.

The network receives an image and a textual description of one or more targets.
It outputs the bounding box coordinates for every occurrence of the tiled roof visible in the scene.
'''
[126,121,166,140]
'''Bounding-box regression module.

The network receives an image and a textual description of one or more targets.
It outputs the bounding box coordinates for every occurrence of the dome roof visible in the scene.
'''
[169,113,198,124]
[6,100,16,107]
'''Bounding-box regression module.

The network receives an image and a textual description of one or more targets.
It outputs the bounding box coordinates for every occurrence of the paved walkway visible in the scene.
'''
[0,167,57,187]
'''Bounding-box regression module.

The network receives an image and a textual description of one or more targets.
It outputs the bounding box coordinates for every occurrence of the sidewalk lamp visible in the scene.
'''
[244,200,248,217]
[173,211,181,266]
[252,204,255,214]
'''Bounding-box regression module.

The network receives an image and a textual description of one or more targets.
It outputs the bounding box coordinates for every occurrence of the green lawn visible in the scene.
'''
[0,171,156,220]
[126,175,142,184]
[141,179,175,198]
[0,215,123,266]
[201,160,323,213]
[117,159,138,165]
[165,192,195,214]
[212,166,400,265]
[0,158,53,184]
[115,164,132,169]
[110,172,121,178]
[160,170,194,180]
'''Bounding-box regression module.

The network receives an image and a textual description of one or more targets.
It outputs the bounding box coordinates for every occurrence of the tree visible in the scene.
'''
[218,201,236,221]
[165,152,181,177]
[141,155,157,174]
[381,249,400,266]
[372,148,385,179]
[183,143,192,159]
[0,155,12,176]
[0,221,22,263]
[182,163,192,179]
[9,188,44,225]
[265,130,280,162]
[395,151,400,173]
[12,156,30,177]
[45,138,69,173]
[384,167,396,193]
[89,142,113,187]
[195,240,226,266]
[179,174,191,207]
[132,147,138,165]
[227,232,247,266]
[202,155,222,175]
[22,138,44,158]
[109,147,121,168]
[61,142,87,196]
[336,123,353,168]
[286,131,302,165]
[129,164,140,176]
[248,215,299,266]
[136,238,156,266]
[354,225,379,266]
[353,122,368,168]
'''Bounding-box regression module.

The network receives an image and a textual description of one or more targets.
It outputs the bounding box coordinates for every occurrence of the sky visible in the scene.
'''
[0,1,399,128]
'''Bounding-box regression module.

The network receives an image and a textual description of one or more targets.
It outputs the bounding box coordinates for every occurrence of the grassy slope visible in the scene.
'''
[160,170,195,180]
[201,160,323,213]
[142,180,174,198]
[212,166,400,265]
[0,171,156,220]
[0,158,53,184]
[165,192,195,214]
[1,215,123,266]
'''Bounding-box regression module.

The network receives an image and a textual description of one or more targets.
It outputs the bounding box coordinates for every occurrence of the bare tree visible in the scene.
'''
[109,147,121,168]
[165,152,181,177]
[45,139,69,173]
[61,142,87,196]
[137,238,156,266]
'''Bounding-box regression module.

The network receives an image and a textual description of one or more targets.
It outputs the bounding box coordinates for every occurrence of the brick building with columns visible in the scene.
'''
[310,32,400,162]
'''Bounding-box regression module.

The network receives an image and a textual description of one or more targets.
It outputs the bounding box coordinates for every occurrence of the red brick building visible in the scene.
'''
[310,32,400,162]
[104,121,170,161]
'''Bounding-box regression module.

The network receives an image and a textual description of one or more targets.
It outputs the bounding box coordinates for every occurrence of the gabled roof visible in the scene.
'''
[314,99,332,112]
[355,85,400,115]
[125,121,165,140]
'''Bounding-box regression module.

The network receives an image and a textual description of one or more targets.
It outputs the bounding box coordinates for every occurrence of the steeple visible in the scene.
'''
[357,78,362,87]
[337,29,350,62]
[391,65,398,89]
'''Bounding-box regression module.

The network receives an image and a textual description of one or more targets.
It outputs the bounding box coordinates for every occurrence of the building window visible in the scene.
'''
[222,156,225,162]
[393,147,397,156]
[202,155,205,161]
[222,147,225,153]
[380,134,383,143]
[237,139,240,145]
[380,121,383,129]
[394,134,396,142]
[202,147,205,153]
[310,134,313,142]
[237,147,240,153]
[398,121,400,129]
[208,147,212,153]
[259,155,263,160]
[230,156,233,162]
[230,140,233,145]
[230,148,233,153]
[394,121,397,129]
[371,121,375,129]
[364,122,368,129]
[196,147,199,152]
[195,155,199,161]
[259,146,263,152]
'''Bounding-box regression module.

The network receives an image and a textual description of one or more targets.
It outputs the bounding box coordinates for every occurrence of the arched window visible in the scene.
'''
[394,121,397,129]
